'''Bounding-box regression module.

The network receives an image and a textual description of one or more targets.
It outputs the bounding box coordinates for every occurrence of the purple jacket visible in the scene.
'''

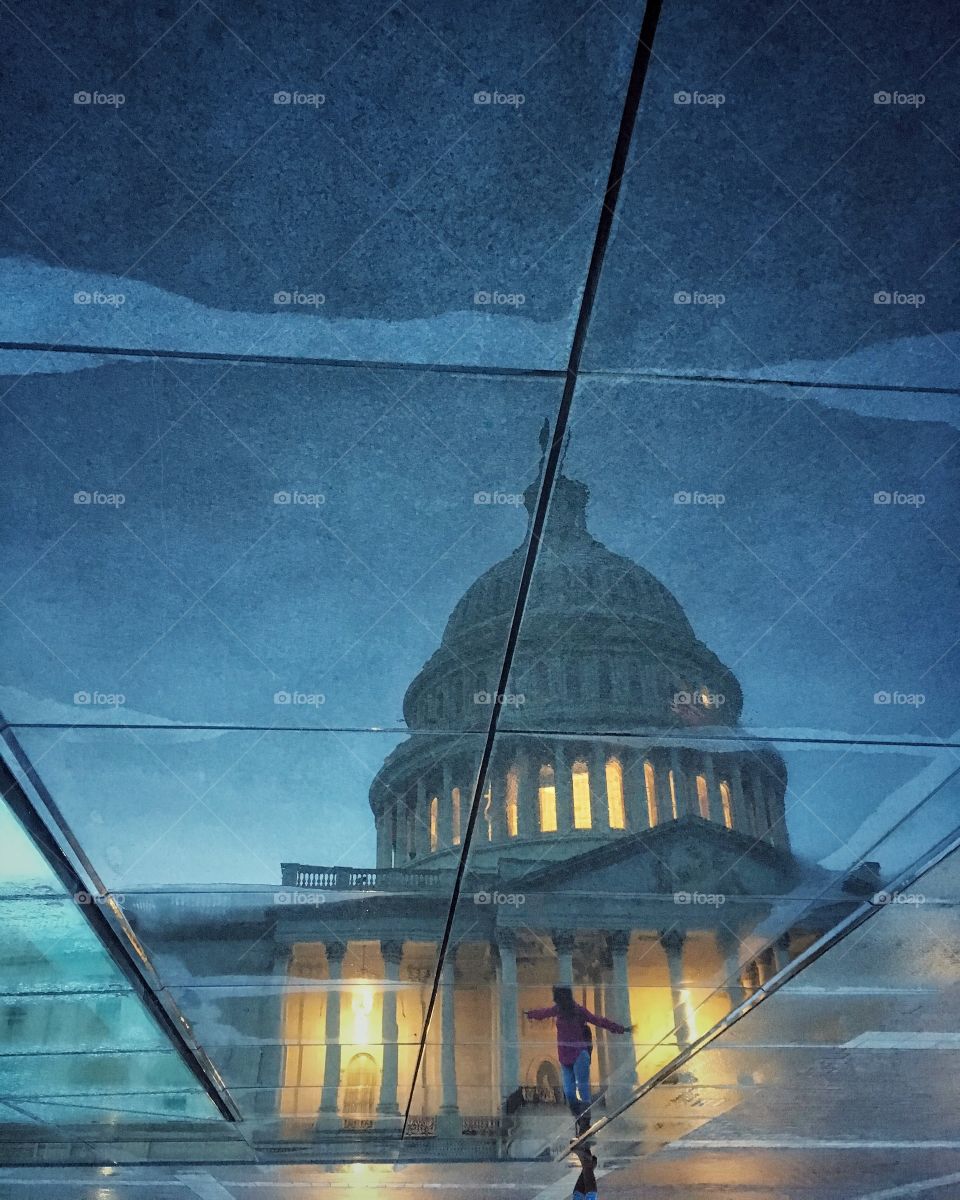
[525,1002,627,1066]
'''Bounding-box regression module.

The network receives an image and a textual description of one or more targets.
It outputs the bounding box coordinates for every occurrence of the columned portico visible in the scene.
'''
[660,930,691,1050]
[609,931,638,1096]
[437,951,460,1135]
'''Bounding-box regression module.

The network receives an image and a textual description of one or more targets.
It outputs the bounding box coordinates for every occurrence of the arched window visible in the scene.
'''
[605,758,626,829]
[644,759,658,827]
[538,765,557,833]
[429,796,439,851]
[571,759,591,829]
[343,1052,379,1115]
[695,774,710,820]
[719,780,733,829]
[451,787,461,845]
[505,768,519,838]
[668,769,679,819]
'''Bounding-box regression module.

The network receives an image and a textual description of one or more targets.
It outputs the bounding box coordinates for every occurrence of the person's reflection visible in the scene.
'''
[525,985,633,1135]
[572,1145,598,1200]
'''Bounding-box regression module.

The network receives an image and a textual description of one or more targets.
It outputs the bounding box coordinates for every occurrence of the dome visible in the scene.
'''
[400,475,743,731]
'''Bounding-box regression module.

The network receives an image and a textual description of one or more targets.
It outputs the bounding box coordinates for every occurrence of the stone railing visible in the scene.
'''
[280,862,492,892]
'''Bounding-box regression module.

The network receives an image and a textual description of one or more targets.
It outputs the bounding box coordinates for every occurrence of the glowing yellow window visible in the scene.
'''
[505,768,519,837]
[571,760,592,829]
[451,787,461,845]
[605,758,626,829]
[644,759,658,827]
[538,765,557,833]
[719,780,733,829]
[483,783,493,840]
[429,796,439,851]
[668,770,679,819]
[696,774,710,820]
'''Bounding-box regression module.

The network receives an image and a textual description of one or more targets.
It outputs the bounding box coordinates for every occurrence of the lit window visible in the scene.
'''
[538,765,557,833]
[429,796,439,851]
[572,760,591,829]
[505,768,519,837]
[644,760,658,827]
[719,780,733,828]
[483,783,493,841]
[605,758,626,829]
[695,774,710,820]
[451,787,461,845]
[668,770,679,819]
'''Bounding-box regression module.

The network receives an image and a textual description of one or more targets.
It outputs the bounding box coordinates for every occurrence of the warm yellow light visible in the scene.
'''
[429,796,438,851]
[605,758,625,829]
[451,787,461,845]
[538,765,557,833]
[644,759,658,827]
[695,774,709,820]
[680,987,698,1039]
[719,780,733,828]
[350,984,375,1047]
[505,768,519,837]
[572,761,592,829]
[668,770,679,819]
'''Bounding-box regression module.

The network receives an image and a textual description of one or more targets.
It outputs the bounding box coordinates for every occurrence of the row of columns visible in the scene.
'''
[377,747,785,867]
[308,926,793,1124]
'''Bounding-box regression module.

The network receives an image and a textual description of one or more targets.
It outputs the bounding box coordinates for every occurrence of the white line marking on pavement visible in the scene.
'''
[177,1173,239,1200]
[670,1138,960,1151]
[856,1171,960,1199]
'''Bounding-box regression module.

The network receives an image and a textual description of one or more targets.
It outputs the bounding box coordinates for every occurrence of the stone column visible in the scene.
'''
[654,749,672,822]
[317,940,347,1125]
[489,761,508,843]
[659,930,691,1049]
[516,750,538,838]
[496,931,520,1107]
[749,762,767,839]
[416,779,430,858]
[608,931,638,1095]
[376,940,403,1119]
[702,753,720,824]
[728,759,749,833]
[771,934,791,975]
[553,931,575,987]
[621,749,644,831]
[555,744,575,833]
[442,760,454,849]
[715,927,745,1011]
[375,807,392,869]
[591,745,611,830]
[669,747,686,818]
[437,951,460,1135]
[589,968,610,1091]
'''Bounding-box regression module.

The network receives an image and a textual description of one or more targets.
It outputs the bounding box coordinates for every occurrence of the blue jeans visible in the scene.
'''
[561,1049,591,1116]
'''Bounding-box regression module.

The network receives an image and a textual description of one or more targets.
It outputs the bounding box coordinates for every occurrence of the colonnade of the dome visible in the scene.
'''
[374,741,789,867]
